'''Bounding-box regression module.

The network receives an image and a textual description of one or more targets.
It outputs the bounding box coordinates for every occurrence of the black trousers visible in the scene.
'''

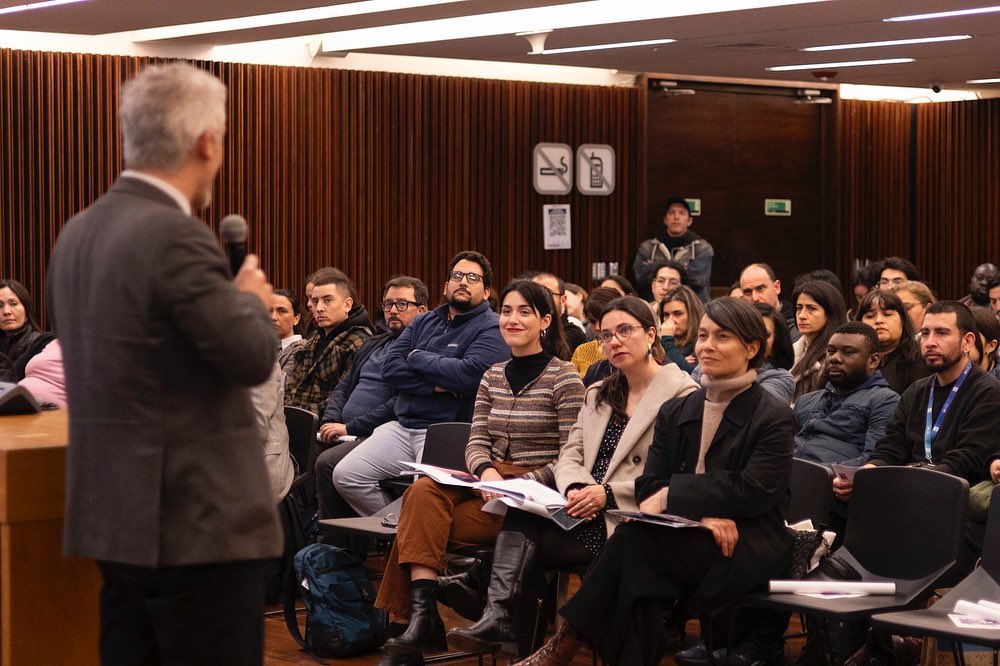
[97,559,266,666]
[315,438,364,520]
[561,521,720,665]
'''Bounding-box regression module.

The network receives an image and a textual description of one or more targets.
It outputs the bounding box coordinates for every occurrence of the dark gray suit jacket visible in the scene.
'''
[48,176,282,567]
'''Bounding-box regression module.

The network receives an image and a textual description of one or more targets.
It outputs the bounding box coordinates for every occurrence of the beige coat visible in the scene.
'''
[554,363,699,535]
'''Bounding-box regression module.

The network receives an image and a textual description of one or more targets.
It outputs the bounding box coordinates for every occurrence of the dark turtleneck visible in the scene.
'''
[504,351,553,395]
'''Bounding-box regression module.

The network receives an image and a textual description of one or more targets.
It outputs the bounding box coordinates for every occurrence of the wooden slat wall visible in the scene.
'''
[914,99,1000,300]
[1,49,645,326]
[835,99,912,283]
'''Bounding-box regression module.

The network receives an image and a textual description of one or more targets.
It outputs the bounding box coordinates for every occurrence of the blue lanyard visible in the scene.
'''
[924,360,972,461]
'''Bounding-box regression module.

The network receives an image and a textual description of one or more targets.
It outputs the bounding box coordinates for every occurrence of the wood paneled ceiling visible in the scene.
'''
[1,0,999,91]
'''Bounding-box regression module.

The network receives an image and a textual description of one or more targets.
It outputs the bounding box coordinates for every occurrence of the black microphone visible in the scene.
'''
[219,214,248,278]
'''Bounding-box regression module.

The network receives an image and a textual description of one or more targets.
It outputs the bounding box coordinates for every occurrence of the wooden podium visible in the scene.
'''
[0,410,100,665]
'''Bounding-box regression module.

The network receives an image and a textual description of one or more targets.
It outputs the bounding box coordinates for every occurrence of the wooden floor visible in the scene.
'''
[263,557,808,665]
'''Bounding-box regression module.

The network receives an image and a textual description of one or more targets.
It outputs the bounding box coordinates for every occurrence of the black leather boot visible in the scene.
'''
[447,531,535,657]
[382,585,448,656]
[437,555,490,621]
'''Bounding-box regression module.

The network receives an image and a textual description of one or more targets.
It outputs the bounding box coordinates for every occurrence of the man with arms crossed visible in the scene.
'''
[47,63,280,665]
[333,251,510,516]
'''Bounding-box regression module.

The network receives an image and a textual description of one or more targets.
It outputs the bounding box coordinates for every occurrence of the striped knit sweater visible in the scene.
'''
[465,356,585,488]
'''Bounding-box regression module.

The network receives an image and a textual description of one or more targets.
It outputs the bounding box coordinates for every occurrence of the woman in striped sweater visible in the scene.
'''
[377,280,585,663]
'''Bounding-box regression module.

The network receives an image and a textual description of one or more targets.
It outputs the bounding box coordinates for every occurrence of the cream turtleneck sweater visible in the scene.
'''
[662,369,756,511]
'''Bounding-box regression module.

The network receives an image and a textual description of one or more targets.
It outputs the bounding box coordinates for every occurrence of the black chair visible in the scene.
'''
[283,406,318,477]
[738,465,969,662]
[872,485,1000,666]
[788,458,835,525]
[378,422,472,496]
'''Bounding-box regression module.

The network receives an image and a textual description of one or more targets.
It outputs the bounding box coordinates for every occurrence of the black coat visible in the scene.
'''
[636,382,796,613]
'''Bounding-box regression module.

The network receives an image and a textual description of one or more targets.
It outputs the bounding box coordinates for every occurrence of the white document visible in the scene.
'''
[400,462,480,487]
[768,580,896,596]
[474,478,567,508]
[607,510,707,529]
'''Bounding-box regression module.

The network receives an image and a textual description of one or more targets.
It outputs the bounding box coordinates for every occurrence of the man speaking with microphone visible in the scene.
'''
[47,62,280,665]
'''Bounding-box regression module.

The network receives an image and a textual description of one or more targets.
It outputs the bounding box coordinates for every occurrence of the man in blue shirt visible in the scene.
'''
[333,251,510,516]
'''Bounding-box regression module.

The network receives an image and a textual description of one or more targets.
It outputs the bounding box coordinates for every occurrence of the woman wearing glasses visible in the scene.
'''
[378,280,584,663]
[513,297,795,666]
[448,296,698,659]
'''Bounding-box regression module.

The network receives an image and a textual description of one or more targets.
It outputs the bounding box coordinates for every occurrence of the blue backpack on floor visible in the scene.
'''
[284,543,387,658]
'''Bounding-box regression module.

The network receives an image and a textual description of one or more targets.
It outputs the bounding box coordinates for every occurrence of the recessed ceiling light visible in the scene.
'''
[0,0,90,16]
[126,0,467,42]
[540,38,675,55]
[320,0,834,53]
[802,35,971,51]
[767,58,915,72]
[966,77,1000,84]
[885,5,1000,22]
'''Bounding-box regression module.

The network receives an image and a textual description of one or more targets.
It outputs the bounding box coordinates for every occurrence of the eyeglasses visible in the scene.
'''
[381,300,421,312]
[597,324,646,345]
[449,271,483,284]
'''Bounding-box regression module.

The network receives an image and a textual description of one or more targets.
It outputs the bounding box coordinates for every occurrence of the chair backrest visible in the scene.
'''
[845,466,968,580]
[788,458,835,525]
[283,406,318,477]
[420,422,472,470]
[981,485,1000,581]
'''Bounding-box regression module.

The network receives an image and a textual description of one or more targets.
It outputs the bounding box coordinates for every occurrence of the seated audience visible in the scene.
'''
[569,287,619,378]
[251,364,294,504]
[894,280,937,332]
[970,307,1000,381]
[960,263,998,308]
[520,270,586,355]
[739,263,799,342]
[791,280,846,401]
[598,274,636,297]
[284,268,374,414]
[853,289,930,394]
[271,289,304,374]
[648,260,687,321]
[563,283,588,336]
[447,296,698,659]
[18,338,65,407]
[835,301,1000,581]
[0,279,53,382]
[728,281,743,299]
[658,285,703,374]
[515,297,794,665]
[989,276,1000,318]
[377,280,585,662]
[314,276,428,519]
[332,251,510,516]
[633,196,713,302]
[877,256,920,291]
[794,323,900,468]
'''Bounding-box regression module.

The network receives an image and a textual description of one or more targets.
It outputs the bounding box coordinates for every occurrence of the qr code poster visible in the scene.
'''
[543,204,572,250]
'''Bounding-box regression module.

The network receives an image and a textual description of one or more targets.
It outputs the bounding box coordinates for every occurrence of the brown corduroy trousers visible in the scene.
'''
[374,460,541,620]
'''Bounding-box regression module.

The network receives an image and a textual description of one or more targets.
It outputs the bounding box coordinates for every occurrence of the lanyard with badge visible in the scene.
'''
[923,360,972,462]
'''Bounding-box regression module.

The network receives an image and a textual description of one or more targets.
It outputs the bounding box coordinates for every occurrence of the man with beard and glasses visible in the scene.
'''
[333,251,510,516]
[313,276,428,520]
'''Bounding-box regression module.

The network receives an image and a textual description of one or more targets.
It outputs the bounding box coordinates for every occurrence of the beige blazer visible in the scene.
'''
[554,363,699,535]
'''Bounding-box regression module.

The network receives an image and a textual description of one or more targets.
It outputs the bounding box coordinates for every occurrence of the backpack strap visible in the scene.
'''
[280,489,310,651]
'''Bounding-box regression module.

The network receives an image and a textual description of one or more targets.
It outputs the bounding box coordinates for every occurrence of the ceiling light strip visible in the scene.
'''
[767,58,914,72]
[127,0,467,42]
[803,34,971,51]
[320,0,833,53]
[967,77,1000,84]
[885,5,1000,22]
[0,0,89,16]
[541,38,675,55]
